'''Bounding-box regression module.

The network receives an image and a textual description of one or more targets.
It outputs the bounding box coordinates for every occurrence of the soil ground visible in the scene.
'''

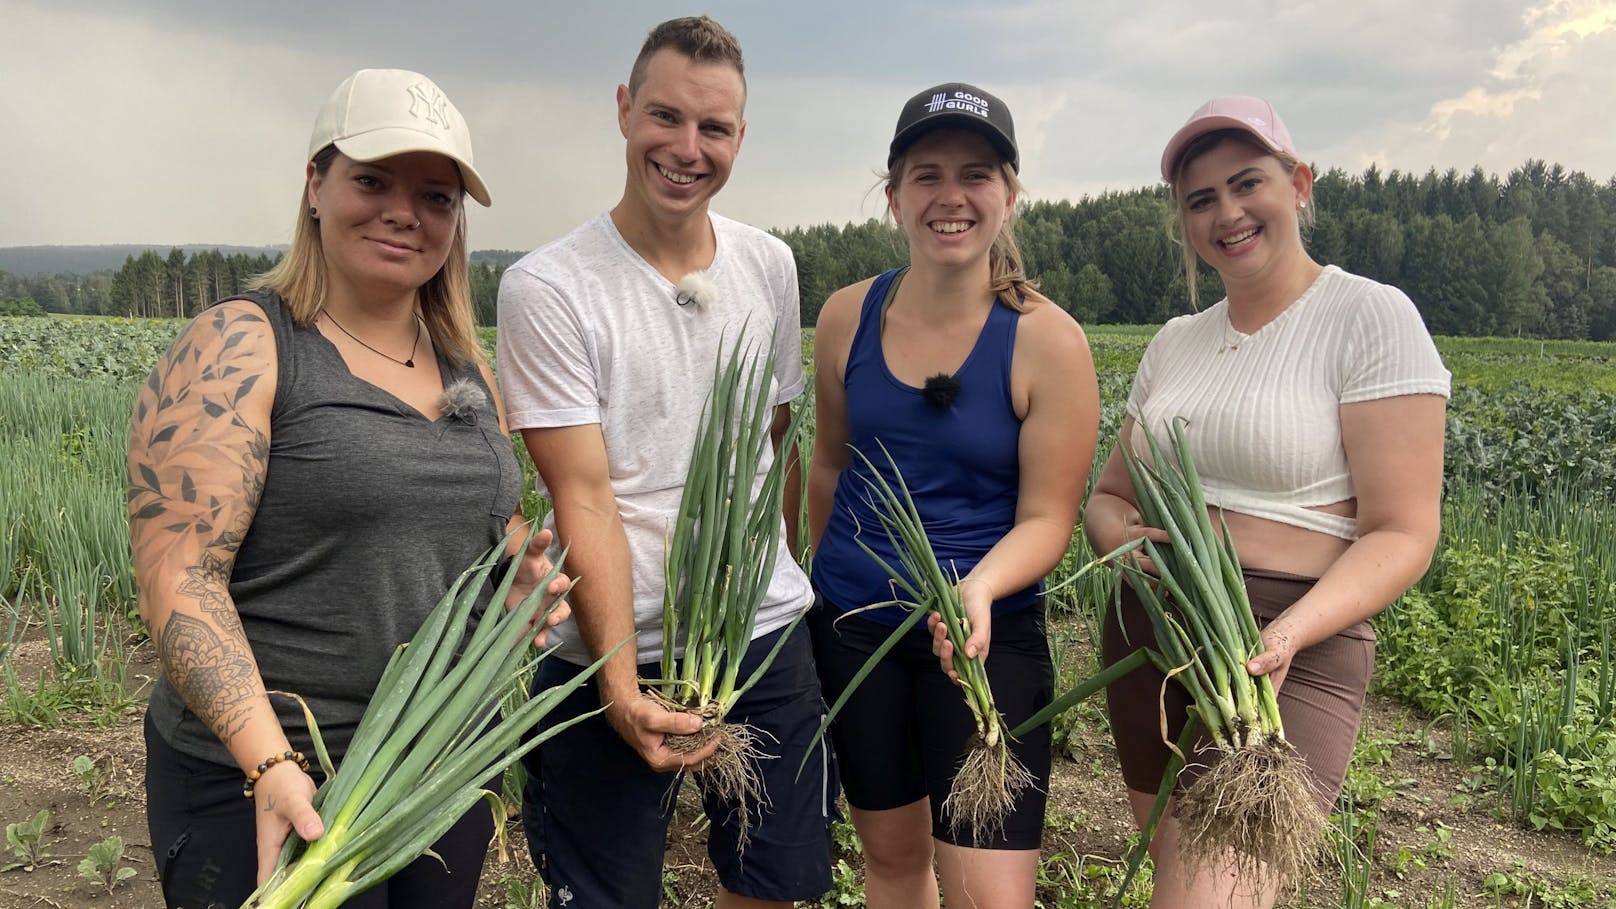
[2,621,1613,909]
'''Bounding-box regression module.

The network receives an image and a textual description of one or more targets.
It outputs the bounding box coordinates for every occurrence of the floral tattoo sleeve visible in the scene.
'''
[128,303,275,748]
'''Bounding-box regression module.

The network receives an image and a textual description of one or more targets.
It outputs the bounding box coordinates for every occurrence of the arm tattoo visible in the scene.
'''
[158,612,260,742]
[129,305,273,747]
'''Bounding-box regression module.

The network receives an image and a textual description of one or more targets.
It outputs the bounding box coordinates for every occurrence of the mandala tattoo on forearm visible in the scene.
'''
[158,612,260,741]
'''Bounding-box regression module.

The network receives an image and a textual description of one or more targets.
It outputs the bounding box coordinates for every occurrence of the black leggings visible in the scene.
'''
[144,713,494,908]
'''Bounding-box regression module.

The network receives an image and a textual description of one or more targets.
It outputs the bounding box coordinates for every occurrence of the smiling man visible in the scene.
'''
[496,16,836,909]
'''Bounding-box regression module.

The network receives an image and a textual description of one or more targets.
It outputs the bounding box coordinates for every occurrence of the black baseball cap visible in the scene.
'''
[888,82,1019,173]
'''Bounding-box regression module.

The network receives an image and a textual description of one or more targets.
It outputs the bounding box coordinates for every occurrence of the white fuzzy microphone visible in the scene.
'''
[675,270,717,308]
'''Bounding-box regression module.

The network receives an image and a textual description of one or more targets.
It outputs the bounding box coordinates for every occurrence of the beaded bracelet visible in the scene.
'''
[241,750,311,798]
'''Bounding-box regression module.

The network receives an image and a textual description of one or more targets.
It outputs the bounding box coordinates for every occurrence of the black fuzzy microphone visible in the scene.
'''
[923,373,961,411]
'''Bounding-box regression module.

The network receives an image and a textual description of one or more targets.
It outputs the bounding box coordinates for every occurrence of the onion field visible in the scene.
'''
[2,313,1613,907]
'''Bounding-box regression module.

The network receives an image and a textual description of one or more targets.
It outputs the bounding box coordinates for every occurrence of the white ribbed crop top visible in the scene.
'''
[1127,266,1450,540]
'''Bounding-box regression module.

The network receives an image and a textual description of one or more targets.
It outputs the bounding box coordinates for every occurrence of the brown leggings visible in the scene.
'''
[1101,568,1375,809]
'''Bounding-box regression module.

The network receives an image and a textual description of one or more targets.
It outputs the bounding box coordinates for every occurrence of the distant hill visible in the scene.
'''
[0,245,288,277]
[1,245,525,276]
[470,249,525,269]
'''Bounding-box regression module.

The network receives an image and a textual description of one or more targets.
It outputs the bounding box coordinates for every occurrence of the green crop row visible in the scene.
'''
[3,314,1615,850]
[1,315,183,384]
[1,372,138,693]
[1378,480,1616,850]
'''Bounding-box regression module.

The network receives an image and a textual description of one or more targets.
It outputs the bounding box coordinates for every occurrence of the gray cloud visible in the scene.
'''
[1,0,1612,250]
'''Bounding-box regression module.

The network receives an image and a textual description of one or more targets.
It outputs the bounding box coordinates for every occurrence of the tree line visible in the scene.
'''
[0,250,278,320]
[0,251,509,326]
[777,159,1616,341]
[5,160,1614,339]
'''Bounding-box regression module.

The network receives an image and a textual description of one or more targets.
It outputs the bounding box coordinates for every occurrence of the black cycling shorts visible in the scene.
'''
[809,598,1052,850]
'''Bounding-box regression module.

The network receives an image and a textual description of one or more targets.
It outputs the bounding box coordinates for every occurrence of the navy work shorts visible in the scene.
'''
[521,620,839,907]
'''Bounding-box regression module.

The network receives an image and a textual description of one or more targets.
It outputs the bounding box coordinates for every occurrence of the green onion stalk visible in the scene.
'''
[241,530,625,909]
[1117,417,1326,895]
[652,333,809,838]
[804,441,1122,842]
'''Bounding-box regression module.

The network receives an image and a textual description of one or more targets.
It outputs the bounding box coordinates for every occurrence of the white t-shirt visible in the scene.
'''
[497,211,811,665]
[1127,265,1451,540]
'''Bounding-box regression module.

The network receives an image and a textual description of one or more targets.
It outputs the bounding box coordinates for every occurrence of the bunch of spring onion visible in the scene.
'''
[1116,417,1326,894]
[802,440,1035,841]
[653,333,807,830]
[242,531,623,909]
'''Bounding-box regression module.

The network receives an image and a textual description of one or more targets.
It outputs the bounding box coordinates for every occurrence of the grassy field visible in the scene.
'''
[1,314,1613,907]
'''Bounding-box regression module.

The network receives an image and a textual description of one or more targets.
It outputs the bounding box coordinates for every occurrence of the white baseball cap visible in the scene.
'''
[309,68,491,206]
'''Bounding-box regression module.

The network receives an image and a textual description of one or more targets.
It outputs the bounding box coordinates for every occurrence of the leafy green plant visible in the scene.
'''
[814,859,865,907]
[811,819,864,908]
[71,754,101,799]
[501,874,544,909]
[77,835,136,893]
[1444,382,1616,500]
[1338,735,1410,814]
[1390,822,1454,879]
[3,809,55,872]
[1377,512,1616,849]
[1338,763,1400,814]
[1034,845,1152,908]
[0,315,182,381]
[1482,864,1607,909]
[1528,733,1616,851]
[659,867,686,906]
[1353,735,1397,768]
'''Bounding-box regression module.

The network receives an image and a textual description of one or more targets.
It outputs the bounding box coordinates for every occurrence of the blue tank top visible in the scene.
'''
[812,268,1037,627]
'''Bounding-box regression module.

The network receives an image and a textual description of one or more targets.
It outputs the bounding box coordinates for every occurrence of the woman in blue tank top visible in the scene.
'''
[807,83,1101,908]
[127,70,569,908]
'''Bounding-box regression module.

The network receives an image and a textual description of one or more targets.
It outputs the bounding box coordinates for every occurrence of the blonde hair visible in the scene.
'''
[1167,129,1314,311]
[252,145,482,367]
[883,152,1038,313]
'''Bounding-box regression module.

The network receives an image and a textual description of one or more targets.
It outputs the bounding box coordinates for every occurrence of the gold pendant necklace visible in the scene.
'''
[1218,314,1248,354]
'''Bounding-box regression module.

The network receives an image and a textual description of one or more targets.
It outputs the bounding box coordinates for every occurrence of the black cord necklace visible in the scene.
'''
[322,311,421,368]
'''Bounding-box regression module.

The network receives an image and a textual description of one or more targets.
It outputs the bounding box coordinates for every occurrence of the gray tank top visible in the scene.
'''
[147,290,520,766]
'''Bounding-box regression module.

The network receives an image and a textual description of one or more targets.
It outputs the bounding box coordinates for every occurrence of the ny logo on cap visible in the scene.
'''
[406,82,452,131]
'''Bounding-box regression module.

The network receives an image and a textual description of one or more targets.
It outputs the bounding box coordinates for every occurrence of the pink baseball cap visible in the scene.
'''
[1159,96,1296,183]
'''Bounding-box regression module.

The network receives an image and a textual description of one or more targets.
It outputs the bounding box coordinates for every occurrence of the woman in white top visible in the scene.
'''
[1084,96,1450,908]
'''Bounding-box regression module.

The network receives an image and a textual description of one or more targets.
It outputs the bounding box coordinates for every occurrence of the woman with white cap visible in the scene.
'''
[1085,96,1450,907]
[129,68,565,907]
[807,82,1099,909]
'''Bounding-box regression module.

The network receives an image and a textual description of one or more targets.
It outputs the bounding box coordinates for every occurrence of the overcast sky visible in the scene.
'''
[3,0,1614,250]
